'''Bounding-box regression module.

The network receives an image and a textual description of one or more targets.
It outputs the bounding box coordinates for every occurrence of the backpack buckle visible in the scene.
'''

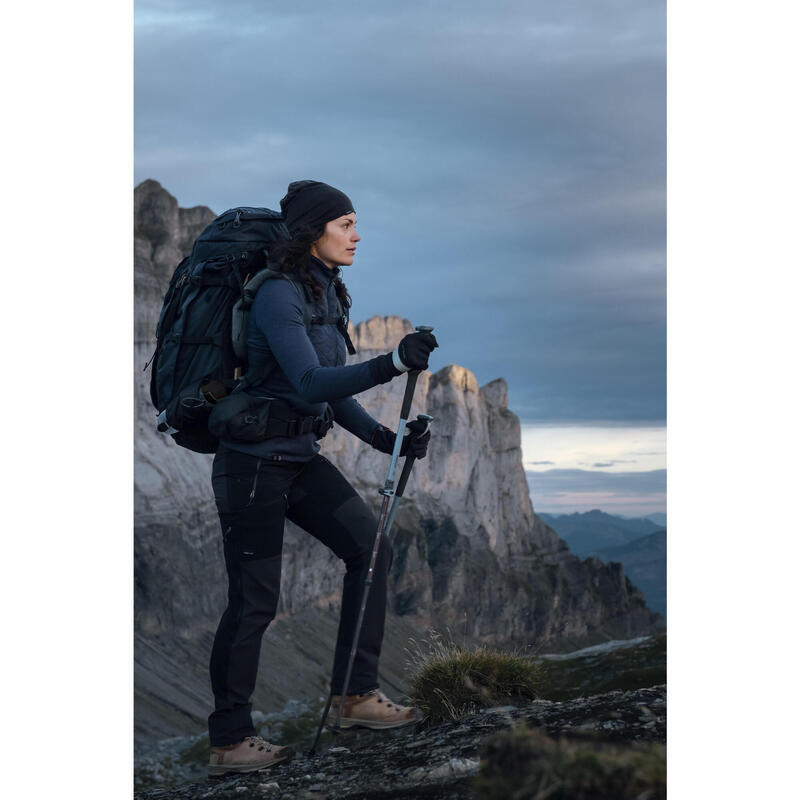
[298,417,315,435]
[314,417,334,439]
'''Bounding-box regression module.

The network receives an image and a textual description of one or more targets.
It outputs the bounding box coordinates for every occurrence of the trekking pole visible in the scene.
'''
[383,414,433,538]
[308,325,434,756]
[383,326,434,487]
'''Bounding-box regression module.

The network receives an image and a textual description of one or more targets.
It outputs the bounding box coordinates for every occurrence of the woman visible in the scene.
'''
[207,180,439,776]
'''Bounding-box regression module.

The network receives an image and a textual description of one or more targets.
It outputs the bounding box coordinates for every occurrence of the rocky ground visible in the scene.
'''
[134,684,666,800]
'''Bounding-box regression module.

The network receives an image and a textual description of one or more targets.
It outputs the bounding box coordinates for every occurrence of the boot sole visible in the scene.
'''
[208,753,292,777]
[327,716,418,731]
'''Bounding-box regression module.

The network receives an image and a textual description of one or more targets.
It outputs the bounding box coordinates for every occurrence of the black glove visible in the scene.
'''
[370,419,431,459]
[393,331,439,372]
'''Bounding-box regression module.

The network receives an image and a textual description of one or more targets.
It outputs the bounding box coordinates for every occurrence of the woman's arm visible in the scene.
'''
[251,279,399,403]
[328,396,384,443]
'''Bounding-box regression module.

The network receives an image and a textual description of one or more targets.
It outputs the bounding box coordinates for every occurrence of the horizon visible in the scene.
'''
[538,508,667,522]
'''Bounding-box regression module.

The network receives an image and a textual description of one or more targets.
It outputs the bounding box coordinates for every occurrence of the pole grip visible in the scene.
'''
[399,370,420,420]
[398,325,433,420]
[395,414,433,497]
[395,453,417,498]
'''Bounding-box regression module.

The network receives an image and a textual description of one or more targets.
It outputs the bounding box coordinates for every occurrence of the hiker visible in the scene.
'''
[207,180,439,775]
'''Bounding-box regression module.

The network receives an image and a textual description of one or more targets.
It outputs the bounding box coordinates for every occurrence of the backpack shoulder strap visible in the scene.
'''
[245,268,315,333]
[277,272,315,333]
[335,297,357,355]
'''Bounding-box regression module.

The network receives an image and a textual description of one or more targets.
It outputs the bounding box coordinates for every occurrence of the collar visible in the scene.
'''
[309,255,341,286]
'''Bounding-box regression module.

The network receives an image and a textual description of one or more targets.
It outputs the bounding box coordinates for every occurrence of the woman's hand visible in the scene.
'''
[392,331,439,372]
[370,419,431,459]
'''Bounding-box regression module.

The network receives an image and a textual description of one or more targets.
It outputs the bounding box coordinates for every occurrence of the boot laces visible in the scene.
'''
[361,688,404,709]
[244,735,273,752]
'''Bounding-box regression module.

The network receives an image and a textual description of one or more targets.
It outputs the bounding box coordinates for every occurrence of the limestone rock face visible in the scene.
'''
[133,180,662,740]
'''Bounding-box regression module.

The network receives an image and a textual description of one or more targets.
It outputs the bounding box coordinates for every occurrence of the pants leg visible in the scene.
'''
[285,454,394,695]
[207,448,300,746]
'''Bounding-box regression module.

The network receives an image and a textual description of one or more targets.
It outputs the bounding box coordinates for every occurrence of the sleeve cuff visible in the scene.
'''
[369,353,402,384]
[392,348,411,373]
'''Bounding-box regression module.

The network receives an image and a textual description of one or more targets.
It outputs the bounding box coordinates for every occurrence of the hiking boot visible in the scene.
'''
[208,735,293,776]
[328,688,421,730]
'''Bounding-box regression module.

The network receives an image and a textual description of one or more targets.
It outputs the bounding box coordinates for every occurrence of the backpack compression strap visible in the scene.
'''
[310,311,357,355]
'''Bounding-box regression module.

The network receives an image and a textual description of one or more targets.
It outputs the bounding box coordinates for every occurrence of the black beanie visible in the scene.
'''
[279,180,355,236]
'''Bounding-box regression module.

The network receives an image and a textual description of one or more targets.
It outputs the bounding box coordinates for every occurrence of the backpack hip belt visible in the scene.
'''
[265,404,334,439]
[207,392,335,443]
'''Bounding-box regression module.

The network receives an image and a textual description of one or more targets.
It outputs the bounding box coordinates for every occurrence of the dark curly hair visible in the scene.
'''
[270,222,352,312]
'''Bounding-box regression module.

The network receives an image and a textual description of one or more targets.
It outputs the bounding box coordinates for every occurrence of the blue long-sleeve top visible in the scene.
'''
[219,256,398,461]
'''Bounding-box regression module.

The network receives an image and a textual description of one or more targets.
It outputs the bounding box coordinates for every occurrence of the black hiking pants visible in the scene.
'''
[208,445,393,746]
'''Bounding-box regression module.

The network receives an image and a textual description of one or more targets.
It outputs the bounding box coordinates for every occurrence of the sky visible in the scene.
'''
[134,0,666,515]
[522,423,665,516]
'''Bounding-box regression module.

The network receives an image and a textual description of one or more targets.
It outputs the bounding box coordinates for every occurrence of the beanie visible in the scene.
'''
[279,180,355,236]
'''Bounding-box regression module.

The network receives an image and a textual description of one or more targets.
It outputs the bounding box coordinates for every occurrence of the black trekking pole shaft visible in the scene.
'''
[383,414,433,538]
[382,456,416,540]
[397,453,417,497]
[396,415,433,498]
[309,693,334,756]
[385,325,434,487]
[384,370,419,487]
[308,325,433,756]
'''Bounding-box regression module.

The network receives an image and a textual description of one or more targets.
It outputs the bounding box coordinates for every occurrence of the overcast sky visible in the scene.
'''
[135,0,666,514]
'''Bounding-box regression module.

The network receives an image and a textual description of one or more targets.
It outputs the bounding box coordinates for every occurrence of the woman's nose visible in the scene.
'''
[352,229,361,242]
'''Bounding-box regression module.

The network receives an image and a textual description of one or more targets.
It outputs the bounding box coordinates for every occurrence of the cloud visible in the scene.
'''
[135,0,665,424]
[527,468,665,491]
[526,468,666,516]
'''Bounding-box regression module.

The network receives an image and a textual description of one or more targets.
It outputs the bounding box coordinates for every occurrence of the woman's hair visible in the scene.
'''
[270,222,352,312]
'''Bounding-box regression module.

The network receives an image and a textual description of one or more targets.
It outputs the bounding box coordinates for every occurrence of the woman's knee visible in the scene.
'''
[225,555,283,620]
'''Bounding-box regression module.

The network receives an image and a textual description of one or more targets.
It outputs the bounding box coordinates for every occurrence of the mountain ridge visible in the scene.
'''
[539,509,662,555]
[133,179,664,743]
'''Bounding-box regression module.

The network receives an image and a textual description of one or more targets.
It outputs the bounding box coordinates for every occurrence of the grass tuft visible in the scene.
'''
[405,629,543,725]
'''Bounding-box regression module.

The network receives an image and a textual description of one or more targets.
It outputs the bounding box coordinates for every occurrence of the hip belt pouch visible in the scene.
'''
[208,392,276,442]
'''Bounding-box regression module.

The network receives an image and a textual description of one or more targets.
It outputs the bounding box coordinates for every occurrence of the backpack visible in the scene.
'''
[145,206,355,454]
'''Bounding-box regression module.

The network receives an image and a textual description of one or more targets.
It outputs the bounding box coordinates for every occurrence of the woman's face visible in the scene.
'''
[310,213,360,269]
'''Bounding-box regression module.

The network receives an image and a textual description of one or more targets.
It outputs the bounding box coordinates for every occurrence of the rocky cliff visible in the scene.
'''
[133,180,662,742]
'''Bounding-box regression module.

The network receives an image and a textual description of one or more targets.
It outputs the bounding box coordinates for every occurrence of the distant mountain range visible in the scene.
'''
[539,510,663,555]
[540,511,666,619]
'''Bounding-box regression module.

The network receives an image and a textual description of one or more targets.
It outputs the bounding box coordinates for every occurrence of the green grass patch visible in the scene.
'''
[405,630,543,725]
[538,633,666,701]
[475,726,666,799]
